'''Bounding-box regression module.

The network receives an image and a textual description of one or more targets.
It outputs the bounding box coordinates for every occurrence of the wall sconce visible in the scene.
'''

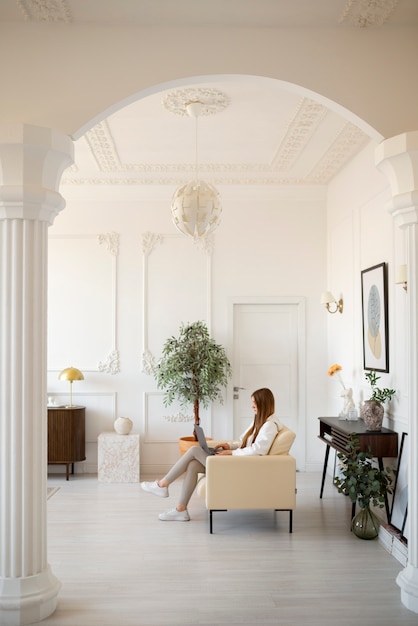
[396,264,407,292]
[58,366,84,407]
[321,291,343,314]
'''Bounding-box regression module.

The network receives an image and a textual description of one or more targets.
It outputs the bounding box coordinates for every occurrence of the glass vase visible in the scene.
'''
[351,506,380,539]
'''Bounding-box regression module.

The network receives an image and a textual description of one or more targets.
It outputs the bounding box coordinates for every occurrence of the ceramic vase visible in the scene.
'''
[114,416,133,435]
[360,400,384,431]
[351,506,380,539]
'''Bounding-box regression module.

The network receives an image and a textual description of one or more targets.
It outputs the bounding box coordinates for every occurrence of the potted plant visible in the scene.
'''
[361,370,396,431]
[335,436,394,539]
[154,321,232,452]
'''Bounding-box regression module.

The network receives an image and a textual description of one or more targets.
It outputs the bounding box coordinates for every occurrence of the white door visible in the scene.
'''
[230,299,305,469]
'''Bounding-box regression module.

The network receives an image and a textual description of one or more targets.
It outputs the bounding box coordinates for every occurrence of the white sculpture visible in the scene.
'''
[339,387,355,418]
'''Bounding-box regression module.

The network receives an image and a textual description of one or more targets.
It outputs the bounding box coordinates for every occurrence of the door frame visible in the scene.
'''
[227,296,306,470]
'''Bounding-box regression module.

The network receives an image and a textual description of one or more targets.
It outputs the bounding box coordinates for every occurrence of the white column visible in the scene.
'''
[376,131,418,613]
[0,125,73,626]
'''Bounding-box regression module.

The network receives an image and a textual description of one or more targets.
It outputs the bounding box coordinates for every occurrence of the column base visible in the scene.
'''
[397,564,418,614]
[0,565,61,626]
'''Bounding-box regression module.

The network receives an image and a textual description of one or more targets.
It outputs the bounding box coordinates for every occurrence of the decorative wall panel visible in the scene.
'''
[48,233,119,372]
[143,391,208,443]
[141,231,211,374]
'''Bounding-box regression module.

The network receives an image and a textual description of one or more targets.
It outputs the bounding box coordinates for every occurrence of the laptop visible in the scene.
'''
[194,425,222,455]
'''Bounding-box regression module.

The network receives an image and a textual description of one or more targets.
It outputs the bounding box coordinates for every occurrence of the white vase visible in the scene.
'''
[114,416,133,435]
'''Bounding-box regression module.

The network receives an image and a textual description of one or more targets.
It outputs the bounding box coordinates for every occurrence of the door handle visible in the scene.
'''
[233,386,245,399]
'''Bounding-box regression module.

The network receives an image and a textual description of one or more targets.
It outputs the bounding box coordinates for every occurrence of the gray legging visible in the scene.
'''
[163,445,209,508]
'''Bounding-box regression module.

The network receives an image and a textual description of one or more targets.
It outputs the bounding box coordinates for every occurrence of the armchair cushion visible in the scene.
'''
[268,425,296,455]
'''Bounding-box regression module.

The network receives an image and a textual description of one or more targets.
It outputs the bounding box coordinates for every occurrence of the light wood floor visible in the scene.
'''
[41,471,417,626]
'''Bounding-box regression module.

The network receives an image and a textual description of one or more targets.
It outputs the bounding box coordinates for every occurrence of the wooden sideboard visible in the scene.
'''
[318,416,398,520]
[48,406,86,480]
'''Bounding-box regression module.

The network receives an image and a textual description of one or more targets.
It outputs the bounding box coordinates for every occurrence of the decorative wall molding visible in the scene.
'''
[48,233,120,373]
[143,392,198,443]
[17,0,73,22]
[141,348,156,376]
[97,231,120,374]
[141,231,162,375]
[98,349,120,375]
[163,412,194,423]
[339,0,399,28]
[98,231,120,256]
[140,231,212,374]
[141,231,163,257]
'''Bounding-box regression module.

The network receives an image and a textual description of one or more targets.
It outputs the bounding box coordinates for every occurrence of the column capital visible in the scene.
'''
[0,124,73,224]
[375,131,418,228]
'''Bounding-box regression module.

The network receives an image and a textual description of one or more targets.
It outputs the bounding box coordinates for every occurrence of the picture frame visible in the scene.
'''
[390,432,408,537]
[361,262,389,372]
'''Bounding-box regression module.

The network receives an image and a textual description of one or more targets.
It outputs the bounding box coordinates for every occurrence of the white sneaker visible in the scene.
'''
[158,508,190,521]
[141,480,169,498]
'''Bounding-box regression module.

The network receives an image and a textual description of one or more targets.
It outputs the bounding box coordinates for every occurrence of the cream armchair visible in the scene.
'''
[199,425,296,533]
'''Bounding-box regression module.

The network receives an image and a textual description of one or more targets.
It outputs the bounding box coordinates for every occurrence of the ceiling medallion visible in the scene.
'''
[162,87,229,117]
[339,0,399,27]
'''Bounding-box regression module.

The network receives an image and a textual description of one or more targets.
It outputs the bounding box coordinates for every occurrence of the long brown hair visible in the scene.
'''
[240,388,275,448]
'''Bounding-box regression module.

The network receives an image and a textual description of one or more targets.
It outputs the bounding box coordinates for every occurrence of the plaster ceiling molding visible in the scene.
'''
[85,121,121,172]
[161,87,230,117]
[16,0,73,22]
[339,0,399,27]
[306,122,370,184]
[64,163,78,175]
[271,98,327,171]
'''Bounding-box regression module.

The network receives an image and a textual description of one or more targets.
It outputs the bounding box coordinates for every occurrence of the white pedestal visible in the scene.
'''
[98,432,140,483]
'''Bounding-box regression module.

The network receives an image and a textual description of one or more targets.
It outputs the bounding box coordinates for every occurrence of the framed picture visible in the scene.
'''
[361,262,389,372]
[390,432,408,537]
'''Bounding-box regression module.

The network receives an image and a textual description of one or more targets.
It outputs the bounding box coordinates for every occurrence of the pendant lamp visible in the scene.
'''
[170,100,222,239]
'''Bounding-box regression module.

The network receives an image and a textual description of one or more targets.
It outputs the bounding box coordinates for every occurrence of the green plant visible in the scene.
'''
[154,321,232,429]
[335,436,394,510]
[364,370,396,405]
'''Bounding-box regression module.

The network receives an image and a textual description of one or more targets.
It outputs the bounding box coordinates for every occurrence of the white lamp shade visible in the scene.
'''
[320,291,336,305]
[171,180,222,238]
[396,264,407,284]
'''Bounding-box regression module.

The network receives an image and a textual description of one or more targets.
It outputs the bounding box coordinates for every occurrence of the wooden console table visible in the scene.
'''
[48,406,86,480]
[318,416,398,520]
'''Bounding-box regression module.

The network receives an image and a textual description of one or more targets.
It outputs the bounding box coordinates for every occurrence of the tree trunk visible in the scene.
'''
[194,399,200,426]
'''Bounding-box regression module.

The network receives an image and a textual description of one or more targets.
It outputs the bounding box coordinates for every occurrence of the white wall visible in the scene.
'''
[47,183,328,475]
[326,139,408,437]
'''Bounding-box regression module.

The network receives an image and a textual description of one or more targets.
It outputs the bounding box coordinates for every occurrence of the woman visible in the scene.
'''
[141,387,283,521]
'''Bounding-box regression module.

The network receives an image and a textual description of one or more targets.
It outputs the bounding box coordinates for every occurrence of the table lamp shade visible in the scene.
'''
[58,367,84,407]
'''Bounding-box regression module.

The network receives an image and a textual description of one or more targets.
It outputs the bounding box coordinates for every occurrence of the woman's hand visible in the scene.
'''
[216,442,230,450]
[216,449,232,455]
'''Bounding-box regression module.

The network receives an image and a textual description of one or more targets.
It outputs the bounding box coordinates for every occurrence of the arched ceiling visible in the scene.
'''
[1,0,418,188]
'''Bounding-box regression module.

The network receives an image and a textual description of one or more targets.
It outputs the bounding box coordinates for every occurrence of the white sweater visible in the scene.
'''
[230,415,283,456]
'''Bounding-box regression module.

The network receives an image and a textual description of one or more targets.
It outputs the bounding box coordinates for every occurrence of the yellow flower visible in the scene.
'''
[328,364,342,377]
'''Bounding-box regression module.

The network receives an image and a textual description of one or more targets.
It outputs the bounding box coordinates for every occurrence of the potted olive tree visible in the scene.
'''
[361,370,396,431]
[154,321,232,452]
[335,436,394,539]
